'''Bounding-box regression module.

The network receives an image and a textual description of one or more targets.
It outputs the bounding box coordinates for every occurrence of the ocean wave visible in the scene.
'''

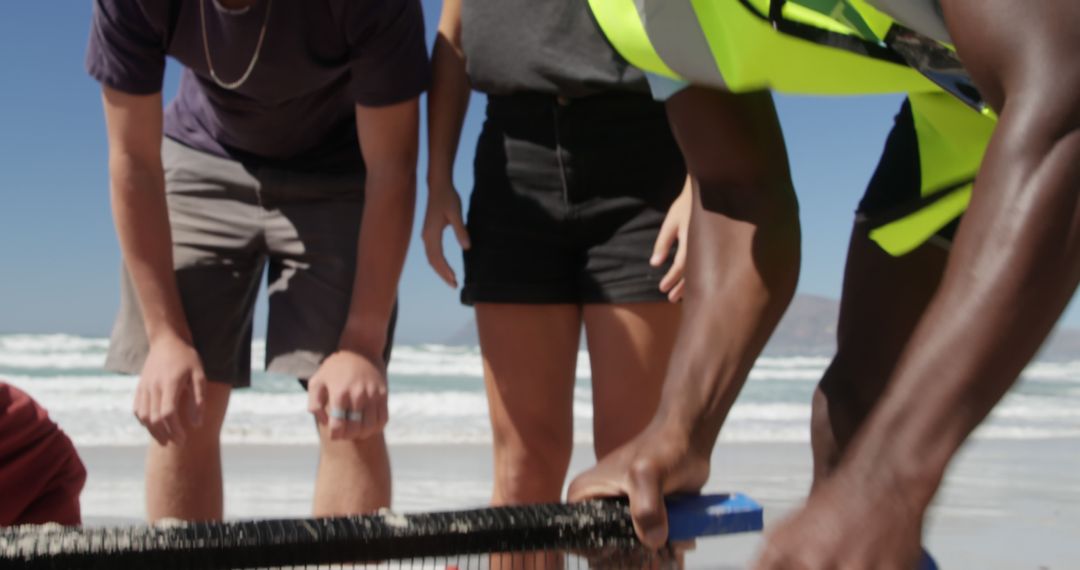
[7,334,1076,384]
[1020,361,1080,383]
[3,335,1079,447]
[754,356,833,368]
[972,425,1080,440]
[0,334,110,353]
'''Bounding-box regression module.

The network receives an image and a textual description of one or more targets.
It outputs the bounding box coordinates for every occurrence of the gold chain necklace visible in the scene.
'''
[199,0,273,90]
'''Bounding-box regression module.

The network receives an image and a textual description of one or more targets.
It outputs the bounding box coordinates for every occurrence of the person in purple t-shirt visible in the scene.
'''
[85,0,428,521]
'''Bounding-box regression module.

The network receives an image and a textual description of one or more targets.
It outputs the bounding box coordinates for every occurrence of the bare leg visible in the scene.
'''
[810,224,947,484]
[477,303,582,570]
[145,381,230,522]
[313,426,391,516]
[585,302,681,460]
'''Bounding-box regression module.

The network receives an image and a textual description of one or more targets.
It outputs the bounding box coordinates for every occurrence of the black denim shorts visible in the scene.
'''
[462,92,687,305]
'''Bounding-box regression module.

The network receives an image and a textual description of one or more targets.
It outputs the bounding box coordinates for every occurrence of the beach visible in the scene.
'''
[5,335,1080,568]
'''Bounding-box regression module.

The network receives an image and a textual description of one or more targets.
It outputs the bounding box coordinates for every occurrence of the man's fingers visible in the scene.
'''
[357,398,378,439]
[162,379,190,445]
[160,393,187,446]
[449,209,472,251]
[328,390,350,439]
[134,382,150,426]
[347,389,370,439]
[627,461,669,549]
[308,380,329,426]
[354,386,388,439]
[147,386,169,445]
[376,394,389,430]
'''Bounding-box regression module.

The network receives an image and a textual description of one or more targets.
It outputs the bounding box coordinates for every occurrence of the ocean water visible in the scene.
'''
[3,334,1080,447]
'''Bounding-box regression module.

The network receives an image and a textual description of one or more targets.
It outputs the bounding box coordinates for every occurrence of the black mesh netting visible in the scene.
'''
[0,499,681,569]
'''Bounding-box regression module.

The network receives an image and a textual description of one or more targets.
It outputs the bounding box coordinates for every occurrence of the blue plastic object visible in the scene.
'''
[664,493,765,541]
[920,548,939,570]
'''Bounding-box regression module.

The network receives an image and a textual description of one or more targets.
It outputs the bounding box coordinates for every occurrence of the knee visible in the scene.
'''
[493,437,572,503]
[318,431,387,461]
[815,352,889,433]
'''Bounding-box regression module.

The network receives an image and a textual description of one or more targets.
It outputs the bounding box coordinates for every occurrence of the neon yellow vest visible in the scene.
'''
[588,0,995,255]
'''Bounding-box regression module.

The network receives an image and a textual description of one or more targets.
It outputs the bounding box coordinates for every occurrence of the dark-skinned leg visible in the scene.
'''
[811,224,947,485]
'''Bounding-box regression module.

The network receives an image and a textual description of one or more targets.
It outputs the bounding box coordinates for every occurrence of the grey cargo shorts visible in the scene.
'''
[105,138,395,387]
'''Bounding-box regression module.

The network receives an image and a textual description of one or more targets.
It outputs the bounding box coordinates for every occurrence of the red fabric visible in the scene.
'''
[0,382,86,526]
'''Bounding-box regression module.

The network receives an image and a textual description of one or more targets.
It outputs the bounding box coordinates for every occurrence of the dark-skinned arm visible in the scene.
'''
[756,1,1080,567]
[859,0,1080,502]
[569,87,800,548]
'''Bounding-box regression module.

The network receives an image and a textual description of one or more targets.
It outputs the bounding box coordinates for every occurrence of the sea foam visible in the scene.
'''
[3,335,1078,447]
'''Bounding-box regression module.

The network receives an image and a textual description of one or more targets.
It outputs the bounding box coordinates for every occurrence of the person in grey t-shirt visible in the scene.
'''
[424,4,693,568]
[86,0,428,522]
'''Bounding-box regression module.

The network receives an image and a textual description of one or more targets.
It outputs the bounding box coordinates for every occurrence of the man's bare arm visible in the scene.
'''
[656,87,801,455]
[755,1,1080,567]
[340,99,420,359]
[102,86,206,444]
[841,0,1080,507]
[306,99,419,440]
[103,87,184,345]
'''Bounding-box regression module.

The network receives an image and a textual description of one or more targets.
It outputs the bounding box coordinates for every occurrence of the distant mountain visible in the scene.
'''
[438,294,1080,361]
[761,294,839,356]
[442,320,481,347]
[1040,328,1080,361]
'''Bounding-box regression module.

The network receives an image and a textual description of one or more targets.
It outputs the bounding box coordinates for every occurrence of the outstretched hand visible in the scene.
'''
[567,426,711,549]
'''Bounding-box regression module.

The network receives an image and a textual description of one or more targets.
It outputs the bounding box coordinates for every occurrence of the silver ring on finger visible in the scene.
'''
[347,410,364,423]
[329,407,349,420]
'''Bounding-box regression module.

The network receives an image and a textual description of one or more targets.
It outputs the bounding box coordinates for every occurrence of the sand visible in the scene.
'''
[76,438,1080,569]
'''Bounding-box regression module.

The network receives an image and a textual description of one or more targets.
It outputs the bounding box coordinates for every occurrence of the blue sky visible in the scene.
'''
[1,2,1075,341]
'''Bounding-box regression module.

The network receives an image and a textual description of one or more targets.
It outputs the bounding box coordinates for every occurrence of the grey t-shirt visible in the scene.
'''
[86,0,430,172]
[461,0,648,98]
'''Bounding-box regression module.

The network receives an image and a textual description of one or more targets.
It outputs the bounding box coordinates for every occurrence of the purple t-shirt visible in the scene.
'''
[87,0,429,172]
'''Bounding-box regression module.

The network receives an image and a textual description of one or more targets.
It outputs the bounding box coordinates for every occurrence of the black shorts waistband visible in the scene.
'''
[486,91,666,121]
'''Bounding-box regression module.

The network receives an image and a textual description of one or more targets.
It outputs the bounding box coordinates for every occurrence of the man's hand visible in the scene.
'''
[567,425,711,549]
[753,470,926,570]
[134,334,207,446]
[307,351,389,441]
[650,178,692,302]
[422,179,471,288]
